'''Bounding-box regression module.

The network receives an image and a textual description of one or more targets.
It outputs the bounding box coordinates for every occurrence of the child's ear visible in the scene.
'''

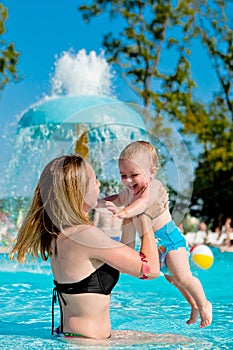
[150,167,157,178]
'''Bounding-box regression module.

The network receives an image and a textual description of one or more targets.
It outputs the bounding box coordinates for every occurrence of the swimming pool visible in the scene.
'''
[0,247,232,349]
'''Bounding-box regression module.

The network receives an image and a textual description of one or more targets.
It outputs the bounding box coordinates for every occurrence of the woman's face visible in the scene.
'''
[83,162,100,213]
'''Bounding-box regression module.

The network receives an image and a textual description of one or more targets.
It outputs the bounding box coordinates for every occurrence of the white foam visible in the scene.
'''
[50,49,115,97]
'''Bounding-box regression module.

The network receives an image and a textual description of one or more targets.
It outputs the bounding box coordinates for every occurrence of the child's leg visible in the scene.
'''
[164,274,199,324]
[166,248,212,328]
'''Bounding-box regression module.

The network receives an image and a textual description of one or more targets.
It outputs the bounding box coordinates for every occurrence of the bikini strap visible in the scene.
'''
[52,283,67,335]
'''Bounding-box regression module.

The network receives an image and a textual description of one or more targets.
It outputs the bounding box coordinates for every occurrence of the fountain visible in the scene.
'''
[0,50,148,247]
[0,49,194,250]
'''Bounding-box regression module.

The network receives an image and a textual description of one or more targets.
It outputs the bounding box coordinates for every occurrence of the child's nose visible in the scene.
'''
[126,177,132,183]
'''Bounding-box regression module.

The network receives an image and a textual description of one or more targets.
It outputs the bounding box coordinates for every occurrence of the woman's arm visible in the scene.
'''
[121,218,136,248]
[74,226,158,279]
[138,214,160,278]
[121,216,160,278]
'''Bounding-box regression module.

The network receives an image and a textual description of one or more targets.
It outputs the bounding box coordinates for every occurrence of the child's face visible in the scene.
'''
[119,153,155,194]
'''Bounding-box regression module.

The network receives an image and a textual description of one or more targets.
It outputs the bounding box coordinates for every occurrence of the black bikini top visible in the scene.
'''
[51,264,119,334]
[54,263,119,295]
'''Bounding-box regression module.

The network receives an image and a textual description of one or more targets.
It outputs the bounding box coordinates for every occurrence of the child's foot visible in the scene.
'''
[199,301,212,328]
[186,307,199,325]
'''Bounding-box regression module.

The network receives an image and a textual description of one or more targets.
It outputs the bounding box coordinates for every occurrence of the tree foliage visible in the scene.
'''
[78,0,233,223]
[79,0,197,122]
[0,3,20,95]
[79,0,232,121]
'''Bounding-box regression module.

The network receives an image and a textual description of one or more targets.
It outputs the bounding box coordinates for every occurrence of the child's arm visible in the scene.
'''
[106,187,149,219]
[97,191,127,208]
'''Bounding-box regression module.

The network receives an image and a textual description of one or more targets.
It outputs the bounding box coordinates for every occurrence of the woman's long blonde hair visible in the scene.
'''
[10,154,91,263]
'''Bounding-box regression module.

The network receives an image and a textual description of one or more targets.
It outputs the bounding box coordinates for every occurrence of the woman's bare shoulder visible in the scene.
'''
[60,224,97,243]
[63,224,122,249]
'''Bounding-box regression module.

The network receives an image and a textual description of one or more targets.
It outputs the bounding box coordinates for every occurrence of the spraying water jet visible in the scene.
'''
[0,50,147,248]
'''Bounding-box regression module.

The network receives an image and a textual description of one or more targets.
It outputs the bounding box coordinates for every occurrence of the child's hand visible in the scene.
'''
[105,201,127,219]
[105,201,120,214]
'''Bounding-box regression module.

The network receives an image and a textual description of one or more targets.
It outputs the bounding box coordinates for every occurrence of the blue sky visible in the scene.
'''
[0,0,222,169]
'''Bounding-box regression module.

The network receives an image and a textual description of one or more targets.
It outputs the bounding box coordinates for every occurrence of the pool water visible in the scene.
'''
[0,248,232,349]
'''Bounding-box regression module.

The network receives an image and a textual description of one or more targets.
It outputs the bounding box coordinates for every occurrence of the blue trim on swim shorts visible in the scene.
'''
[155,221,190,275]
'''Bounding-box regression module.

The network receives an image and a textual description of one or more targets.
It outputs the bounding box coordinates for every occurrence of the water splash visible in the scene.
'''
[0,49,147,242]
[50,49,115,98]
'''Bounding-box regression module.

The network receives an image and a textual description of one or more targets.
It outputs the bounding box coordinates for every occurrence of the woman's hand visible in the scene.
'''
[145,184,169,219]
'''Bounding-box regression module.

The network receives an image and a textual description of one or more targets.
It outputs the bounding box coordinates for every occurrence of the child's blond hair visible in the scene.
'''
[119,141,158,170]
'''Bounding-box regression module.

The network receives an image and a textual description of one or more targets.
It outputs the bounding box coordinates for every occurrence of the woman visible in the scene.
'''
[10,154,160,339]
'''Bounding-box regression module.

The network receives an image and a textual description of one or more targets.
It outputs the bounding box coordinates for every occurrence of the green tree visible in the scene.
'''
[192,0,233,121]
[179,0,233,223]
[187,99,233,224]
[79,0,197,126]
[78,0,233,223]
[0,3,20,95]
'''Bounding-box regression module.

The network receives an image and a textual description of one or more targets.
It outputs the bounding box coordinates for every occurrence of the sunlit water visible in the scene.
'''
[0,248,232,349]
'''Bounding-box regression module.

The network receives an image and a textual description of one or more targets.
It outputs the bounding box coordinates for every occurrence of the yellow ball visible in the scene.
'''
[190,244,214,270]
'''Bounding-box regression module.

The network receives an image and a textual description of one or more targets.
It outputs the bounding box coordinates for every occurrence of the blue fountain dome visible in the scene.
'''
[18,95,146,129]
